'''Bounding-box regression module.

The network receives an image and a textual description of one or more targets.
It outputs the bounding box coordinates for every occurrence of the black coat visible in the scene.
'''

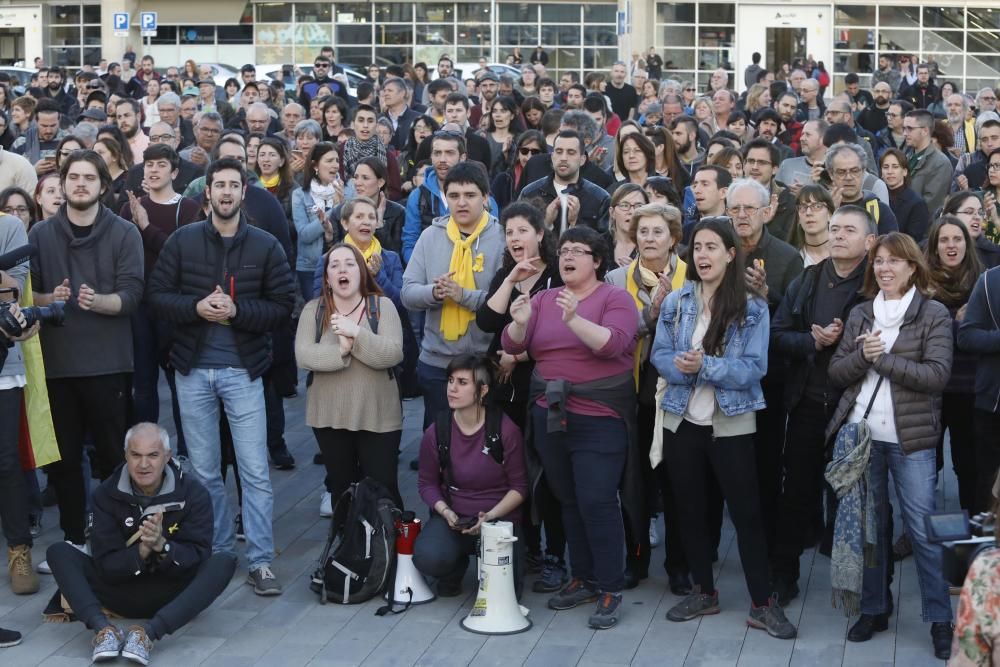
[888,186,931,243]
[519,175,611,235]
[147,216,295,379]
[329,198,405,256]
[514,153,613,198]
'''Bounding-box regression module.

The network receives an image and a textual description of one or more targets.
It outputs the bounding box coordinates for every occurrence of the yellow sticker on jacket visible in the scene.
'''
[473,253,485,272]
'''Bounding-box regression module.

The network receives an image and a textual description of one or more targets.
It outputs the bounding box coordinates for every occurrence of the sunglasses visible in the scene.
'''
[519,147,542,156]
[314,63,330,69]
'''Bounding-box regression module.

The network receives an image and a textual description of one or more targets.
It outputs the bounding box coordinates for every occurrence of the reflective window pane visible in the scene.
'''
[296,3,331,22]
[337,46,372,66]
[416,25,455,47]
[48,26,81,45]
[150,26,178,45]
[335,4,372,22]
[83,26,101,46]
[256,46,294,64]
[922,31,964,52]
[700,3,734,24]
[879,7,920,28]
[499,26,538,45]
[416,3,454,22]
[82,5,101,24]
[659,26,696,47]
[256,3,292,22]
[835,29,875,50]
[255,24,294,46]
[969,55,1000,78]
[968,32,1000,54]
[375,4,412,22]
[48,46,80,67]
[218,25,253,44]
[663,50,696,70]
[698,49,733,71]
[968,8,1000,31]
[180,26,215,45]
[923,7,964,29]
[584,48,618,70]
[49,5,81,25]
[376,24,413,45]
[547,48,580,72]
[834,51,875,73]
[540,25,581,47]
[459,24,491,48]
[457,3,491,22]
[375,47,412,65]
[584,6,616,23]
[499,4,535,23]
[83,46,101,66]
[337,24,372,44]
[835,6,875,26]
[657,3,696,23]
[294,24,332,46]
[585,25,617,48]
[926,53,962,77]
[699,27,734,48]
[878,29,921,52]
[541,4,579,23]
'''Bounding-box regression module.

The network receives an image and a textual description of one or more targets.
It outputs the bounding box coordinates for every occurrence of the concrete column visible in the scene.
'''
[617,0,656,68]
[99,0,141,62]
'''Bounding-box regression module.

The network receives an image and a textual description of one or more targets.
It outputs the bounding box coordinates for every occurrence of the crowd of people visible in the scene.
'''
[1,44,1000,664]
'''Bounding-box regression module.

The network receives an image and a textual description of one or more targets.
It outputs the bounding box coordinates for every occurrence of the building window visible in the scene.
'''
[655,2,735,93]
[45,3,101,68]
[497,2,617,78]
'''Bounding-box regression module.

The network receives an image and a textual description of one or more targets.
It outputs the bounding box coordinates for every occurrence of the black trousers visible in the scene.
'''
[940,392,977,511]
[639,403,688,577]
[47,541,236,640]
[46,374,131,544]
[974,409,1000,513]
[412,514,524,595]
[771,396,834,581]
[754,382,787,554]
[313,428,402,509]
[0,387,31,548]
[662,420,771,605]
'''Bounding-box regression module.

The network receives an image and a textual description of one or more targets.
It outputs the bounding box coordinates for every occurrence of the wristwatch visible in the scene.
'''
[157,541,171,559]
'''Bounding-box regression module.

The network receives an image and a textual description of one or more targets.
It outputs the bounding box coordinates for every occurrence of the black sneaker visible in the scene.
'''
[235,513,246,541]
[533,556,568,593]
[588,592,623,630]
[666,589,720,622]
[269,444,295,470]
[931,621,954,660]
[0,626,21,648]
[747,596,797,639]
[548,578,599,610]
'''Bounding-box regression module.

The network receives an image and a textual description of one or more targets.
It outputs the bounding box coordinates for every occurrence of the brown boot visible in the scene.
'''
[9,545,40,595]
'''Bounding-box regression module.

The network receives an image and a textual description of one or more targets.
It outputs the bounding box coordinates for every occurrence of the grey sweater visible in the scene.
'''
[0,214,28,379]
[401,214,505,368]
[29,205,144,378]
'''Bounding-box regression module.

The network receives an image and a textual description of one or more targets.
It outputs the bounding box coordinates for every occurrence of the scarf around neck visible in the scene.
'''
[345,233,382,264]
[309,179,337,210]
[343,136,387,177]
[440,212,490,340]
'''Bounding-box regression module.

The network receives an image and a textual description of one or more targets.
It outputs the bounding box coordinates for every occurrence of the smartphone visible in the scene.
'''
[454,516,478,530]
[39,149,56,161]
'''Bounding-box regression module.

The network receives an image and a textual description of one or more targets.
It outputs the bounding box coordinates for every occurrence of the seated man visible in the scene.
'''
[47,422,235,665]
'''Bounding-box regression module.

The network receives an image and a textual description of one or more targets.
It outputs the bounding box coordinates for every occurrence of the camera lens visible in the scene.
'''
[22,301,65,328]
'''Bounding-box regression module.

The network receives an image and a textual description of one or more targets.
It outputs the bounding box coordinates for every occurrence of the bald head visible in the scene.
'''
[246,102,271,133]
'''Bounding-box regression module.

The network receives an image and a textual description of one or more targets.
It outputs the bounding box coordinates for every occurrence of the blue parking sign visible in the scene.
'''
[113,13,129,31]
[140,12,157,31]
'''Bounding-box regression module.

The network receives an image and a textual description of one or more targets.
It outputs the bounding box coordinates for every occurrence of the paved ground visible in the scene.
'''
[0,376,959,666]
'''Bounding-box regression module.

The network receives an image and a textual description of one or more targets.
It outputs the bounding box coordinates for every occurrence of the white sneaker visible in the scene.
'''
[319,492,333,518]
[649,518,661,548]
[38,541,89,574]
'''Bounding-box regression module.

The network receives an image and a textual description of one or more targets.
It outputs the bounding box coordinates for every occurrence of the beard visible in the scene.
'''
[66,191,100,211]
[48,81,60,91]
[122,123,138,138]
[676,138,691,154]
[210,198,240,221]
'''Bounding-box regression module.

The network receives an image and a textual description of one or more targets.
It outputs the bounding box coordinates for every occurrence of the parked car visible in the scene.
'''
[256,64,366,98]
[450,63,522,81]
[0,66,38,92]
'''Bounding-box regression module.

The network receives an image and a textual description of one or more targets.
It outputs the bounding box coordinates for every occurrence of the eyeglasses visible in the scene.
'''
[313,63,330,69]
[901,124,924,133]
[615,201,644,211]
[557,247,594,258]
[885,112,901,118]
[149,133,175,142]
[519,146,542,156]
[198,127,221,135]
[797,202,829,212]
[684,87,696,92]
[744,158,772,168]
[832,167,864,179]
[958,207,986,218]
[989,163,1000,172]
[2,206,29,215]
[727,205,762,216]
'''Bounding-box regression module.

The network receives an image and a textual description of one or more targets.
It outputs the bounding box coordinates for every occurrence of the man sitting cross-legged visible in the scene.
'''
[46,423,236,665]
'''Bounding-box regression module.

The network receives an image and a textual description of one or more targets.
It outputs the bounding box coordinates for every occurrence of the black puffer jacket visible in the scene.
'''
[147,215,295,379]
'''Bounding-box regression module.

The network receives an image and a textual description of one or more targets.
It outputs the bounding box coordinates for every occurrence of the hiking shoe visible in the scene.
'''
[548,578,599,610]
[121,625,152,665]
[235,513,246,541]
[319,492,333,518]
[247,566,283,596]
[0,626,21,647]
[8,545,39,594]
[666,589,720,622]
[533,555,568,593]
[771,577,800,607]
[588,592,623,630]
[747,596,797,639]
[649,517,661,548]
[931,621,954,660]
[92,625,124,662]
[269,444,295,470]
[668,573,693,596]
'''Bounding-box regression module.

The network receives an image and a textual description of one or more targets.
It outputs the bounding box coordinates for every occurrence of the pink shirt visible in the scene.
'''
[502,282,638,417]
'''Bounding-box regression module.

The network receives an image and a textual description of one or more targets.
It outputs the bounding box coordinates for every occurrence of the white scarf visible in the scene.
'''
[309,179,337,211]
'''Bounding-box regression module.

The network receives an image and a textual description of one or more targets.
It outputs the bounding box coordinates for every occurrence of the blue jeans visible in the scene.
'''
[861,440,952,622]
[175,367,273,570]
[297,270,315,302]
[417,360,449,430]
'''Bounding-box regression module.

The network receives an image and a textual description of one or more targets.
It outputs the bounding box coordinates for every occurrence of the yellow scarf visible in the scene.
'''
[441,212,490,340]
[625,256,687,388]
[260,173,280,189]
[345,233,382,264]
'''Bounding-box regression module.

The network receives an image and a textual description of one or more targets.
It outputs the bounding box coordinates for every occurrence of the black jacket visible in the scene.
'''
[771,259,868,411]
[958,267,1000,412]
[90,461,213,582]
[385,107,422,152]
[519,175,611,235]
[888,186,931,243]
[147,215,295,379]
[329,198,405,256]
[515,153,613,198]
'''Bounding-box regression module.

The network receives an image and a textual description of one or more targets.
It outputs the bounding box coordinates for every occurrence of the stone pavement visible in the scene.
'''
[0,378,959,666]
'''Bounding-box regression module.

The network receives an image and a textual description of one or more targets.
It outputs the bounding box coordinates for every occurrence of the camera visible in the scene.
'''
[0,299,65,338]
[925,510,996,588]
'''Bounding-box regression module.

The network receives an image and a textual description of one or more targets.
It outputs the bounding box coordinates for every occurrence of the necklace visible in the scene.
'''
[335,297,364,316]
[804,238,829,248]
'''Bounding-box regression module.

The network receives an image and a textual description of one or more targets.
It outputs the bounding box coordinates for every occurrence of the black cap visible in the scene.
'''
[80,108,107,121]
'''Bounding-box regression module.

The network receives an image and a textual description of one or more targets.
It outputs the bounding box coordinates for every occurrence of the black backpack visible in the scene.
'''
[434,407,505,485]
[310,478,399,605]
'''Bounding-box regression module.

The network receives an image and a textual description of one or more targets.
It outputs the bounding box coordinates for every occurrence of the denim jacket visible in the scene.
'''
[650,282,769,417]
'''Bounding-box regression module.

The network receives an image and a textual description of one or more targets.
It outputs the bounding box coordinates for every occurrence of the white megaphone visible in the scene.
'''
[460,520,531,635]
[385,512,435,611]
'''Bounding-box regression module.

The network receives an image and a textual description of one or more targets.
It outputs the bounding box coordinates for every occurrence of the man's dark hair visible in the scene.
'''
[385,65,405,78]
[567,83,587,98]
[314,55,331,65]
[822,122,859,147]
[428,78,453,96]
[554,129,586,154]
[844,73,860,85]
[890,99,915,115]
[142,144,180,171]
[694,164,733,189]
[562,71,580,83]
[752,52,761,64]
[356,81,374,101]
[540,108,565,136]
[752,107,782,127]
[116,97,141,115]
[354,103,377,118]
[444,92,470,109]
[710,130,742,145]
[59,149,112,196]
[769,81,789,102]
[982,119,1000,133]
[671,115,698,135]
[431,129,467,156]
[35,98,61,116]
[443,160,489,196]
[538,78,556,90]
[755,69,768,84]
[582,94,607,116]
[206,157,248,188]
[742,137,779,167]
[906,108,934,129]
[438,55,453,68]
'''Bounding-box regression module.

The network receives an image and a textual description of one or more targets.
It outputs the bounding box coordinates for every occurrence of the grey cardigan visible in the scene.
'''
[825,291,953,454]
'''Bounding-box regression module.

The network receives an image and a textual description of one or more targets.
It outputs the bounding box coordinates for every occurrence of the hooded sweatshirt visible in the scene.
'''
[401,213,505,368]
[28,204,144,378]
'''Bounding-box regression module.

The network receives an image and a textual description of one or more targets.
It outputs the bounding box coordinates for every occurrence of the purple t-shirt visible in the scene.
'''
[417,413,528,522]
[501,282,638,417]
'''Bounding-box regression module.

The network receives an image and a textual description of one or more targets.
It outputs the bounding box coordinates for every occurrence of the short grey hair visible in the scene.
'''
[246,102,271,118]
[726,178,769,208]
[825,142,868,172]
[197,111,223,128]
[124,422,171,453]
[157,92,180,109]
[978,87,997,104]
[73,122,98,147]
[560,110,600,144]
[294,119,322,139]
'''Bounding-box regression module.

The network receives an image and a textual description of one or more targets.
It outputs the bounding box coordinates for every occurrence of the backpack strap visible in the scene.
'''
[484,406,504,465]
[435,409,454,494]
[366,294,380,334]
[314,300,327,344]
